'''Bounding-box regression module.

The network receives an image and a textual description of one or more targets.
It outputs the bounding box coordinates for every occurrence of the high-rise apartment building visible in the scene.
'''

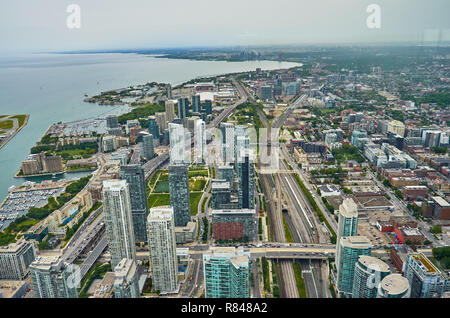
[177,97,189,119]
[352,255,390,298]
[403,252,448,298]
[0,239,36,280]
[336,198,359,268]
[194,119,206,164]
[169,123,190,164]
[146,207,179,294]
[29,255,79,298]
[203,247,250,298]
[113,258,140,298]
[119,165,149,244]
[165,100,176,123]
[377,273,411,298]
[168,164,191,227]
[192,94,201,113]
[220,123,235,165]
[102,180,137,269]
[336,236,372,298]
[141,134,154,161]
[148,116,160,140]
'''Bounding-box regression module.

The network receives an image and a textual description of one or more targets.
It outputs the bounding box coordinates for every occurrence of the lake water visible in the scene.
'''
[0,53,301,201]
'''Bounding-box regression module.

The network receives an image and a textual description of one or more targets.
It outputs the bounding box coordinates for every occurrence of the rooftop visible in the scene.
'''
[379,274,410,296]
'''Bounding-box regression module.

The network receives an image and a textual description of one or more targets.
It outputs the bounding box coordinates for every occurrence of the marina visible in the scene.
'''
[0,181,66,230]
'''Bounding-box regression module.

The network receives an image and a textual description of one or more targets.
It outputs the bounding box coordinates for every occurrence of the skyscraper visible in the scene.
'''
[168,164,191,227]
[403,252,448,298]
[220,123,235,165]
[165,100,175,123]
[237,150,255,209]
[203,247,250,298]
[113,258,140,298]
[205,100,213,115]
[141,134,154,161]
[102,180,137,269]
[336,236,372,298]
[169,123,190,164]
[166,84,172,99]
[177,97,189,119]
[194,119,206,164]
[29,255,79,298]
[352,255,390,298]
[155,112,167,133]
[119,165,149,244]
[192,94,201,113]
[147,207,179,294]
[106,114,119,129]
[148,116,160,140]
[336,198,359,268]
[377,274,411,298]
[235,125,249,164]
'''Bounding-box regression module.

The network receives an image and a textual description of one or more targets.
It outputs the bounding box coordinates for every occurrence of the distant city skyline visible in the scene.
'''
[1,0,450,53]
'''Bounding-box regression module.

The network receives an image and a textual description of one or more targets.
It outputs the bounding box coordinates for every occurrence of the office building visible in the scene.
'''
[165,100,176,123]
[377,274,411,298]
[113,258,140,298]
[146,207,178,294]
[29,255,78,298]
[237,150,255,209]
[212,209,257,242]
[119,165,149,244]
[203,247,250,298]
[336,236,372,298]
[168,164,191,227]
[0,239,36,280]
[403,252,448,298]
[141,134,154,161]
[102,180,137,269]
[352,255,390,298]
[194,119,206,164]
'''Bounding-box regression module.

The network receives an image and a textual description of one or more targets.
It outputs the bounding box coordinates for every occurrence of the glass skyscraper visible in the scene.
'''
[237,150,254,209]
[336,236,372,298]
[120,165,149,244]
[168,164,191,227]
[352,255,390,298]
[203,247,250,298]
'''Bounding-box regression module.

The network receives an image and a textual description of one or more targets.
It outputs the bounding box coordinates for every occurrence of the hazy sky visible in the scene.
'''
[1,0,449,53]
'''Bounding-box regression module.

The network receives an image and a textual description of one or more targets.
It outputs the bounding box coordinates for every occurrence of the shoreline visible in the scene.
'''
[0,114,29,151]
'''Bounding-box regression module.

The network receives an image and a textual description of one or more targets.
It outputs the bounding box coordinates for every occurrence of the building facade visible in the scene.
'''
[102,180,137,270]
[119,165,149,244]
[146,207,179,294]
[203,247,250,298]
